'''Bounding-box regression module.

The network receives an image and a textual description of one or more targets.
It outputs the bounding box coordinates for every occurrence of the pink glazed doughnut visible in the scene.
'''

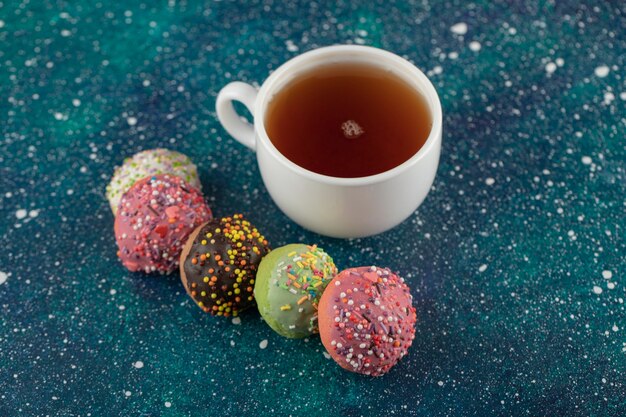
[318,266,417,376]
[115,174,212,274]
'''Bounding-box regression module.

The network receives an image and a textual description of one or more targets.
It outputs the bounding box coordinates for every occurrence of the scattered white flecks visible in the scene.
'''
[556,58,564,67]
[478,264,488,273]
[165,401,172,408]
[448,51,459,60]
[545,62,557,74]
[485,177,495,186]
[612,325,619,332]
[52,396,59,401]
[259,339,268,349]
[603,270,613,279]
[72,99,81,107]
[607,282,616,290]
[231,317,241,325]
[469,41,481,52]
[450,22,468,35]
[124,391,132,397]
[568,230,576,240]
[323,352,331,359]
[67,189,74,195]
[437,380,444,386]
[603,92,615,105]
[133,361,144,369]
[118,305,125,311]
[0,20,5,29]
[581,156,592,165]
[620,92,626,101]
[28,210,39,218]
[143,79,151,87]
[60,29,72,37]
[230,340,235,347]
[432,65,443,75]
[593,286,603,295]
[285,40,298,52]
[15,209,28,220]
[0,272,8,285]
[110,289,117,295]
[594,65,609,78]
[54,112,65,121]
[127,116,138,126]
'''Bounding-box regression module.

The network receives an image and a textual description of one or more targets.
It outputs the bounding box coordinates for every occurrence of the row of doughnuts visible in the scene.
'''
[107,149,416,376]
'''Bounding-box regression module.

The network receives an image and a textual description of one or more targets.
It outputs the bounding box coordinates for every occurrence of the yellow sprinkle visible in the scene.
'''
[201,239,207,245]
[211,293,217,299]
[201,291,206,297]
[313,281,323,287]
[280,304,292,311]
[287,251,297,257]
[203,276,209,283]
[297,261,304,268]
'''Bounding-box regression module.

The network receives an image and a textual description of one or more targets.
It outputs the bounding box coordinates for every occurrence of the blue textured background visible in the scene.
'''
[1,1,624,416]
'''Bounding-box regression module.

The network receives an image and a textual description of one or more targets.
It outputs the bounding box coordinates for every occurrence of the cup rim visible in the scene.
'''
[254,44,443,186]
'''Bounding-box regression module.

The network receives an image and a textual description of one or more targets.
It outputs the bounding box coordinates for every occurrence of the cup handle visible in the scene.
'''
[216,81,258,151]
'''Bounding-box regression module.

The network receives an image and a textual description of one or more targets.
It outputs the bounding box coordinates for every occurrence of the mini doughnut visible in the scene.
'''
[114,174,212,274]
[254,244,337,338]
[180,214,270,317]
[318,266,417,376]
[107,148,201,215]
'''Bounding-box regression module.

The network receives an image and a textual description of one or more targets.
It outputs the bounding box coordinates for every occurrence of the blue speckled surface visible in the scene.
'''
[1,1,625,416]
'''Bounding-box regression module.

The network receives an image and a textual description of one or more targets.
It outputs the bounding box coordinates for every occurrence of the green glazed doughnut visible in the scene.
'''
[254,244,337,338]
[106,148,201,215]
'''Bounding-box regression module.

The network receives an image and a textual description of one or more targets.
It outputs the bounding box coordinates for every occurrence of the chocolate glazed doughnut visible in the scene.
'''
[180,214,270,317]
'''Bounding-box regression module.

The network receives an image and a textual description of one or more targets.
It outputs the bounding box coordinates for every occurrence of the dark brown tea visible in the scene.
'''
[265,63,432,178]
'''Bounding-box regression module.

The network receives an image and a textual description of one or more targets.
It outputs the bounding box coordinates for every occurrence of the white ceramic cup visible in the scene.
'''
[216,45,442,238]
